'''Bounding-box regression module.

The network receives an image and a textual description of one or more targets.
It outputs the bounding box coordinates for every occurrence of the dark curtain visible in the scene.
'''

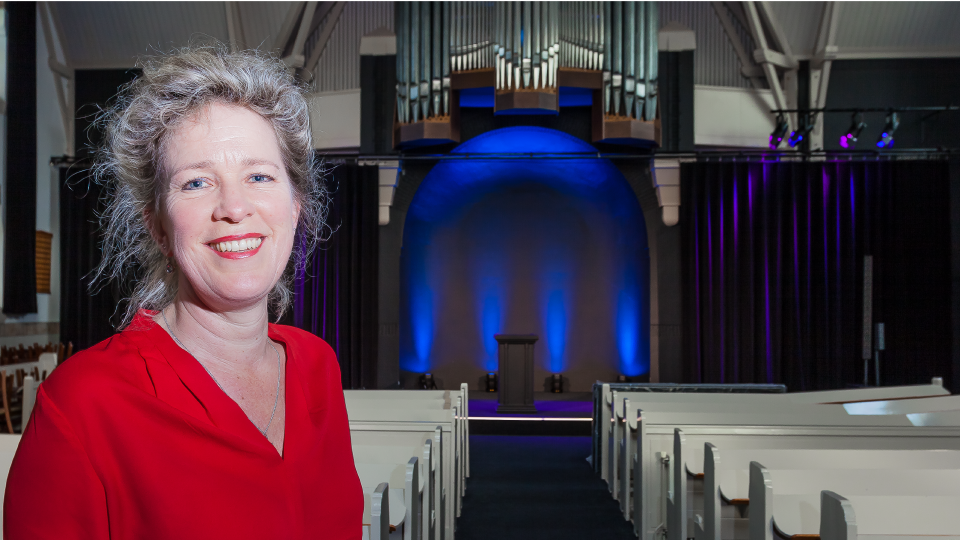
[3,3,37,314]
[681,159,952,391]
[58,168,123,349]
[294,164,379,389]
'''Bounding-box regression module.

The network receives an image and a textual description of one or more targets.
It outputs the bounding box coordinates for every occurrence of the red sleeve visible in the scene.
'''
[4,386,109,540]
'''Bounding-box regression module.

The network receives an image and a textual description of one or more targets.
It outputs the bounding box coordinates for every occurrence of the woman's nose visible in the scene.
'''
[212,179,255,223]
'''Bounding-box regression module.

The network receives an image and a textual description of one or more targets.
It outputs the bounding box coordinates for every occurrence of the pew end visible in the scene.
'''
[820,491,856,540]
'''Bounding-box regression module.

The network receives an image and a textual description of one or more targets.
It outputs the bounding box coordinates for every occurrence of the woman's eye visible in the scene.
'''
[183,179,208,190]
[251,174,273,183]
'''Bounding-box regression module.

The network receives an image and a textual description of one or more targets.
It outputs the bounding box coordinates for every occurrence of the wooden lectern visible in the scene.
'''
[495,334,538,413]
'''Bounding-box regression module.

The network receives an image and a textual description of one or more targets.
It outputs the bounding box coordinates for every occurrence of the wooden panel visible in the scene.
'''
[557,68,604,89]
[35,231,52,295]
[393,117,459,148]
[493,89,558,114]
[450,68,495,90]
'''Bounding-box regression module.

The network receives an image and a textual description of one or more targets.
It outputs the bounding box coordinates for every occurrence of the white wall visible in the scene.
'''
[32,5,65,325]
[694,84,777,148]
[0,6,64,342]
[309,89,361,150]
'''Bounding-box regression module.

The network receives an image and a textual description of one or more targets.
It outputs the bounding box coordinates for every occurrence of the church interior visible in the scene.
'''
[0,1,960,539]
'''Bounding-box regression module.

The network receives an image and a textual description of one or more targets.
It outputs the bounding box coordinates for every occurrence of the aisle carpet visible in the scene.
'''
[457,435,637,539]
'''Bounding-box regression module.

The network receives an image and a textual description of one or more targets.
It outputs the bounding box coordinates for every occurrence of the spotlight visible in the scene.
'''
[876,112,900,149]
[769,113,789,149]
[551,373,563,393]
[485,372,498,392]
[839,113,867,149]
[419,373,438,390]
[788,115,814,148]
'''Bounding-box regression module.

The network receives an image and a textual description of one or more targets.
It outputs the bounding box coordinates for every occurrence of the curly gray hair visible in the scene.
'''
[91,46,327,327]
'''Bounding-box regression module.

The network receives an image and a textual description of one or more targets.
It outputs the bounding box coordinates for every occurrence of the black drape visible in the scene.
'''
[681,159,952,391]
[58,168,122,349]
[294,164,379,389]
[3,3,37,314]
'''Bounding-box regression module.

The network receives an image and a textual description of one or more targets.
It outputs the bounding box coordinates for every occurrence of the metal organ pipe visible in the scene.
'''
[394,1,657,124]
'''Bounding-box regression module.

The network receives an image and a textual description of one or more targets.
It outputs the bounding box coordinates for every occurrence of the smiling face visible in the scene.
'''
[148,102,299,313]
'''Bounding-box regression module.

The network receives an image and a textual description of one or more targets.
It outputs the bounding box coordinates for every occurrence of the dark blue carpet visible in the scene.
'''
[457,436,637,539]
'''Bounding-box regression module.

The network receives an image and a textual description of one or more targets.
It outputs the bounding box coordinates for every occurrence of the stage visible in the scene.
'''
[469,392,593,436]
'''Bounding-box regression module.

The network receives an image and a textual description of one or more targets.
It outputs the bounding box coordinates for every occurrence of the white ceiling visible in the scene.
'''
[770,1,960,59]
[48,2,960,70]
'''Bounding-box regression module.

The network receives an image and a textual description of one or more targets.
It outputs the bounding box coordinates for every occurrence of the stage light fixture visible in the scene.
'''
[551,373,563,393]
[769,114,789,149]
[486,372,498,392]
[419,373,438,390]
[876,112,900,149]
[839,113,867,149]
[788,115,814,148]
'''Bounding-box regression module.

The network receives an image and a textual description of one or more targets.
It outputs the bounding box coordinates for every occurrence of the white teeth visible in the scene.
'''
[212,237,263,253]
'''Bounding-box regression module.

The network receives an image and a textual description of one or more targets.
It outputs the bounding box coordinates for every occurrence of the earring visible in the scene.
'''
[165,258,174,274]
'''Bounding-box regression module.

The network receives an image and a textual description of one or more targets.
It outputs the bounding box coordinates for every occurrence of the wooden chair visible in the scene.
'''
[0,371,15,434]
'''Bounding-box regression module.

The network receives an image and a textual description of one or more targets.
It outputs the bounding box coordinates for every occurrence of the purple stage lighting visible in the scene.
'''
[841,113,866,149]
[769,114,789,150]
[876,112,900,149]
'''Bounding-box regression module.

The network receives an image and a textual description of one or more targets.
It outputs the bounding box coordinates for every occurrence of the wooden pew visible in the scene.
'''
[750,464,960,540]
[623,404,960,540]
[696,445,960,540]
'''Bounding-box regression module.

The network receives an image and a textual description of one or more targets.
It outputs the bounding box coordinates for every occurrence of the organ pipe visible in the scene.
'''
[395,1,657,123]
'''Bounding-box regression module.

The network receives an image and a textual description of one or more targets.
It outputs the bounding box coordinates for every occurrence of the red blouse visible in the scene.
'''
[4,312,362,539]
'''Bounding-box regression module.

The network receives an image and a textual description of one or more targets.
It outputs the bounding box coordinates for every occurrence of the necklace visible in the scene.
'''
[161,310,281,437]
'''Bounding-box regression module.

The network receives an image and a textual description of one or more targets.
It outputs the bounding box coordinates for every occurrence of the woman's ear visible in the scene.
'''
[143,205,170,257]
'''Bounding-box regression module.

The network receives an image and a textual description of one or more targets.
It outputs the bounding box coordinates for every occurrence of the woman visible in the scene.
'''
[4,48,362,539]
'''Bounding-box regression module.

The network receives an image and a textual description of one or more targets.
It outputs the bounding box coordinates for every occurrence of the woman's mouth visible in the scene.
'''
[207,234,265,259]
[211,237,263,253]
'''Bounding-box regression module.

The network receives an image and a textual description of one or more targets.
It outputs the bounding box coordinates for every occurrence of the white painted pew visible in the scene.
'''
[600,378,947,486]
[354,438,433,540]
[787,378,947,404]
[357,462,408,535]
[0,435,21,530]
[346,394,464,534]
[605,390,805,488]
[624,405,960,540]
[907,410,960,427]
[844,394,960,415]
[345,383,470,477]
[697,445,960,540]
[345,385,469,508]
[591,383,786,475]
[610,396,858,516]
[750,464,960,540]
[362,483,391,540]
[351,426,453,540]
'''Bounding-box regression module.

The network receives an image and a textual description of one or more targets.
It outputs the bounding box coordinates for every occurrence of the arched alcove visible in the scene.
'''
[400,127,650,391]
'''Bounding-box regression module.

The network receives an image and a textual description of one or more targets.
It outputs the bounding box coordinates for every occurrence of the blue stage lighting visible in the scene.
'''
[788,115,814,148]
[876,112,900,149]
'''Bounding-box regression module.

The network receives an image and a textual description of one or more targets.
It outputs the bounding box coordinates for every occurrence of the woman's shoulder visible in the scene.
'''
[40,330,155,410]
[268,324,343,392]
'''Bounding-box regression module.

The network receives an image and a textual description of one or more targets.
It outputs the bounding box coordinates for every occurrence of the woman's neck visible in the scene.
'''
[160,293,274,374]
